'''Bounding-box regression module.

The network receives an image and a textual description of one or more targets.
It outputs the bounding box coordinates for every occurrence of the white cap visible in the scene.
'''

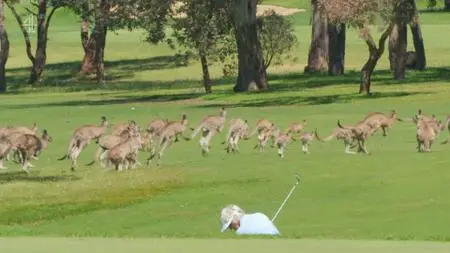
[220,204,245,232]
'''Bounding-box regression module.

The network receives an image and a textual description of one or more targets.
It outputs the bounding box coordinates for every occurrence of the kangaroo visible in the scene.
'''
[284,120,307,135]
[248,118,276,146]
[274,130,296,159]
[0,123,38,138]
[298,129,322,154]
[315,127,360,154]
[190,107,227,139]
[360,110,403,137]
[16,130,52,174]
[337,120,373,154]
[87,125,136,167]
[110,120,138,136]
[105,131,142,171]
[254,123,279,153]
[223,119,250,154]
[148,114,191,165]
[58,116,109,171]
[0,123,38,162]
[0,137,13,170]
[413,109,437,123]
[147,118,169,136]
[416,118,447,152]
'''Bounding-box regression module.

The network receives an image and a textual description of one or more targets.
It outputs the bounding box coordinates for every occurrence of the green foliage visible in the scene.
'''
[168,0,234,76]
[259,10,299,70]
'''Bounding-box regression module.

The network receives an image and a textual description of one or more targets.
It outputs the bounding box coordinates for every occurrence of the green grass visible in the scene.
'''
[1,1,450,247]
[3,238,450,253]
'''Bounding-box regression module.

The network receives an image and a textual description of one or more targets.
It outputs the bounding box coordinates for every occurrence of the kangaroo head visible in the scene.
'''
[42,129,52,142]
[101,116,108,127]
[220,107,226,117]
[31,123,38,132]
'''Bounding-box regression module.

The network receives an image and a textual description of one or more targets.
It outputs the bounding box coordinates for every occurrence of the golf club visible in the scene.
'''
[271,174,301,222]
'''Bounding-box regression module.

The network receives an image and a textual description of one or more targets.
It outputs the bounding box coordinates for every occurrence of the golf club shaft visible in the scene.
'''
[271,179,300,222]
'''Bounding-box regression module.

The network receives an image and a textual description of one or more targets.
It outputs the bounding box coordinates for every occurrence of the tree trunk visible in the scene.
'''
[445,0,450,10]
[28,1,57,84]
[93,0,107,84]
[0,0,9,93]
[28,0,47,84]
[394,23,407,80]
[360,50,380,94]
[199,51,212,94]
[388,24,398,71]
[232,0,268,92]
[328,23,345,76]
[388,22,407,80]
[80,19,96,76]
[305,0,328,73]
[410,0,426,70]
[359,24,393,94]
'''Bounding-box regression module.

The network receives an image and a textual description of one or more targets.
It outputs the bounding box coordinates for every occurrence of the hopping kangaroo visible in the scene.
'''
[87,125,137,167]
[0,123,38,162]
[191,107,227,139]
[416,116,449,152]
[148,114,191,165]
[254,123,279,152]
[222,118,250,154]
[0,123,38,138]
[105,130,142,171]
[298,129,322,154]
[110,120,138,136]
[248,118,276,146]
[337,120,374,154]
[284,120,307,135]
[16,130,52,174]
[360,110,403,137]
[315,126,360,154]
[0,137,13,170]
[274,130,296,159]
[190,108,227,154]
[58,116,109,171]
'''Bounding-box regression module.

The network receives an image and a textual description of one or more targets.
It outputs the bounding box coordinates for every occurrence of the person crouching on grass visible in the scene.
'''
[220,204,280,235]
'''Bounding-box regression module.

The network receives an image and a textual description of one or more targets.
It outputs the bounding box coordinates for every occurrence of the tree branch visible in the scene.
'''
[5,1,35,64]
[45,7,59,33]
[24,7,38,16]
[377,22,394,54]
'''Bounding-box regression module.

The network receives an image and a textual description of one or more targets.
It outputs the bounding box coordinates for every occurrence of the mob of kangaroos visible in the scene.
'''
[1,108,450,174]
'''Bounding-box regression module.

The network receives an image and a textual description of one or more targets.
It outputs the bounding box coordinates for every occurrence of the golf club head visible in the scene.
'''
[295,173,300,183]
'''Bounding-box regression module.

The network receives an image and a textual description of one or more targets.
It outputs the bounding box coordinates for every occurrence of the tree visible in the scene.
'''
[259,9,298,71]
[319,0,414,94]
[409,0,426,70]
[328,23,346,75]
[229,0,268,92]
[70,0,173,83]
[305,0,328,73]
[6,0,62,84]
[0,0,9,92]
[169,0,232,93]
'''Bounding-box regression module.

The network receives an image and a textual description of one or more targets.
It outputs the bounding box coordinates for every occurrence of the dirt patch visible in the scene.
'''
[172,3,306,19]
[257,5,306,17]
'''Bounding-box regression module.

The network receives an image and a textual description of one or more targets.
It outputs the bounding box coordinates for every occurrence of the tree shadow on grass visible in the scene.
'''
[4,92,206,110]
[0,171,81,184]
[267,67,450,92]
[6,55,190,92]
[195,90,435,108]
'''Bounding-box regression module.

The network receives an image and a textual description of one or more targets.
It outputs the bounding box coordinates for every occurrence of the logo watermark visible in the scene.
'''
[24,14,37,34]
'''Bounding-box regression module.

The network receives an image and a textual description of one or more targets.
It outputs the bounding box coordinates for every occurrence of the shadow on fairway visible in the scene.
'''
[0,171,82,184]
[194,90,435,108]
